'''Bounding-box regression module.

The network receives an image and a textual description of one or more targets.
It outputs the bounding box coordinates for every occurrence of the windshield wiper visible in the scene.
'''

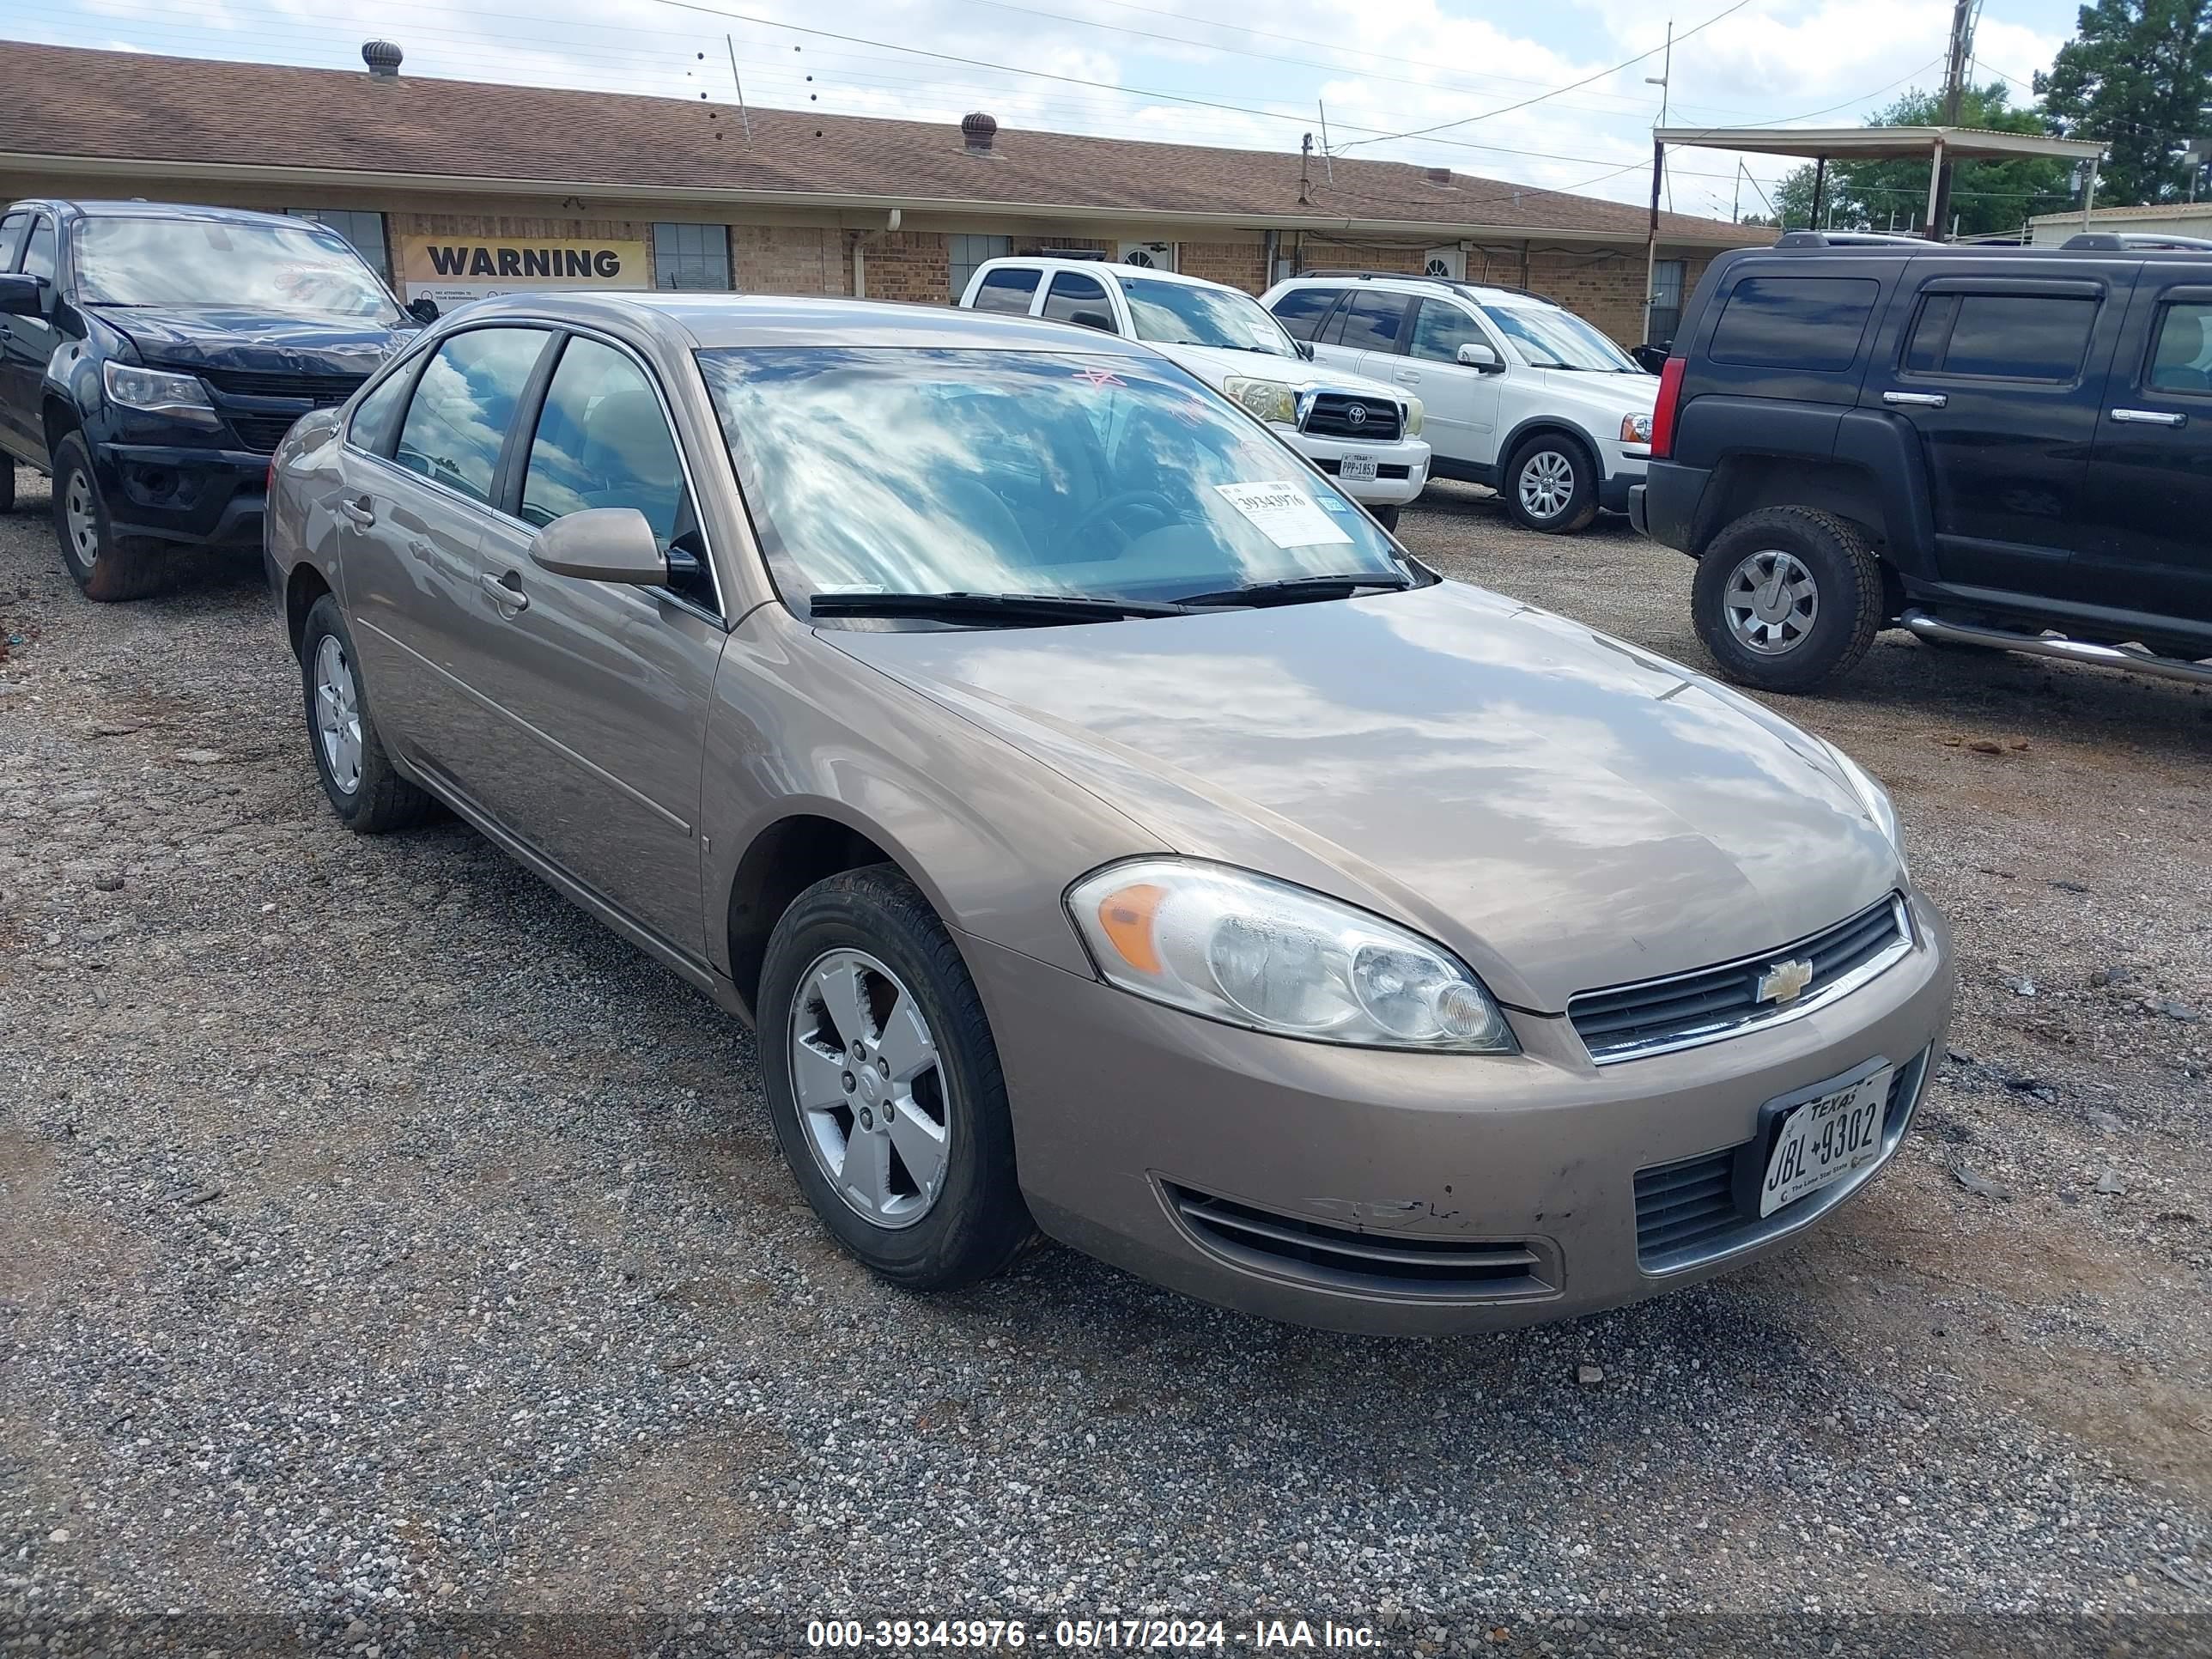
[808,591,1188,626]
[1170,572,1413,608]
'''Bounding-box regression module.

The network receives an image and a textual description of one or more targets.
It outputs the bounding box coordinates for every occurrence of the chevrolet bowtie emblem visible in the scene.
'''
[1756,957,1816,1004]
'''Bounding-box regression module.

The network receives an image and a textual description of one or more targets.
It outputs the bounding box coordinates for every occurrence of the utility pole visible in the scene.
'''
[1926,0,1978,240]
[1645,21,1674,213]
[1642,21,1674,345]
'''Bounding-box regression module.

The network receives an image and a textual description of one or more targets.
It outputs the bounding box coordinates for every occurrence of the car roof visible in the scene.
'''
[6,199,328,232]
[445,290,1169,356]
[1272,270,1558,310]
[975,256,1231,291]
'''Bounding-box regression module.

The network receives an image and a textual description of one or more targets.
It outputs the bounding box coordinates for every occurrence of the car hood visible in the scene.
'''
[1523,365,1658,416]
[824,581,1901,1012]
[91,305,404,376]
[1151,342,1405,404]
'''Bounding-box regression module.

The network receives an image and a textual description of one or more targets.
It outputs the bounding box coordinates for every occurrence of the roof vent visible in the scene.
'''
[362,40,404,78]
[1425,167,1453,186]
[961,112,998,154]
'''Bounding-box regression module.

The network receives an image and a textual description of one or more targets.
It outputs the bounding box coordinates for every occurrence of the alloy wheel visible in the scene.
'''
[1517,450,1575,520]
[1723,549,1820,655]
[313,634,365,794]
[787,948,951,1230]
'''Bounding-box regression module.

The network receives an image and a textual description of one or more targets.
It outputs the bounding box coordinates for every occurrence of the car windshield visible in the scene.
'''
[696,346,1406,616]
[72,216,399,319]
[1480,302,1641,372]
[1119,277,1300,358]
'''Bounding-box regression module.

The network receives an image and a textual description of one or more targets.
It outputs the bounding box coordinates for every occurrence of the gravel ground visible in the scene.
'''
[2,466,2208,1657]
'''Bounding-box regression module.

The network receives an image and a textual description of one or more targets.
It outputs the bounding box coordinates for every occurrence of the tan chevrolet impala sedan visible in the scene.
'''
[264,293,1954,1336]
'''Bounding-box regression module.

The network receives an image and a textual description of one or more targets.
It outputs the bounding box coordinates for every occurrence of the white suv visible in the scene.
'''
[1261,272,1656,535]
[957,258,1430,528]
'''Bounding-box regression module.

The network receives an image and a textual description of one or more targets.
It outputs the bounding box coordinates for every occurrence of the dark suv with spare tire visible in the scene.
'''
[1632,231,2212,692]
[0,199,421,600]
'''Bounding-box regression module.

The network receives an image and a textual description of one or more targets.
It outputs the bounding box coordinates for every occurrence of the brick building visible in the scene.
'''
[0,40,1768,346]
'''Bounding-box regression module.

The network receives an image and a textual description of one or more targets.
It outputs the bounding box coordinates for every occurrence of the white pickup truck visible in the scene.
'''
[957,258,1431,528]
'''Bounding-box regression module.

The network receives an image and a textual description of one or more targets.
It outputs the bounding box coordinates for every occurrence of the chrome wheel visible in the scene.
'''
[1516,449,1575,520]
[788,948,951,1230]
[64,468,100,568]
[1723,549,1820,655]
[313,634,364,794]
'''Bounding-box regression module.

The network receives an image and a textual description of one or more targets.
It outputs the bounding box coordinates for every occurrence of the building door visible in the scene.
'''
[1647,259,1686,349]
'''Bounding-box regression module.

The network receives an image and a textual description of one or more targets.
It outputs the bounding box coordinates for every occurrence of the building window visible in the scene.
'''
[949,234,1012,301]
[653,222,732,291]
[289,209,389,282]
[1647,258,1687,349]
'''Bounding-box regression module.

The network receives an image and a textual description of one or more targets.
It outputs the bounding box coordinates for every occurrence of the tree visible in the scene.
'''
[2038,0,2212,205]
[1757,84,2076,237]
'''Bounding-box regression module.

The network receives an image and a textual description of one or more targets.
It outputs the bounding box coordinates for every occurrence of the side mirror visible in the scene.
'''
[1456,342,1502,371]
[1066,307,1116,333]
[1295,339,1316,361]
[529,507,667,585]
[406,295,441,325]
[0,272,46,317]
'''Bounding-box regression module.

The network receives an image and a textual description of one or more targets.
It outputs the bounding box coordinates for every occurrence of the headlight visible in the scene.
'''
[103,361,213,413]
[1826,743,1905,871]
[1402,396,1425,437]
[1066,859,1515,1053]
[1620,412,1652,446]
[1223,376,1298,426]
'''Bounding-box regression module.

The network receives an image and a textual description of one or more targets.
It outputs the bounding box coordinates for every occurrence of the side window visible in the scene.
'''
[1710,277,1877,372]
[1041,270,1112,327]
[2148,301,2212,395]
[1269,286,1342,341]
[1904,291,2099,382]
[520,337,684,542]
[0,213,28,272]
[20,216,57,283]
[392,327,549,505]
[347,361,416,457]
[1407,298,1489,363]
[1328,291,1409,353]
[970,267,1041,314]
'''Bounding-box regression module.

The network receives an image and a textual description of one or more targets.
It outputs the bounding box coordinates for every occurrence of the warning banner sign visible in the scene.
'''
[397,235,649,305]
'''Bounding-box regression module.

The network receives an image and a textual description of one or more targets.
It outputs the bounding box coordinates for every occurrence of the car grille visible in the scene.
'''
[1632,1047,1929,1271]
[1569,895,1911,1064]
[1164,1182,1555,1299]
[1302,393,1401,442]
[197,368,369,404]
[1316,459,1415,479]
[226,413,307,453]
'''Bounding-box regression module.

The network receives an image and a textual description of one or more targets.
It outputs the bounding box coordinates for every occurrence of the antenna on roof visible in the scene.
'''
[725,33,753,143]
[1316,101,1335,185]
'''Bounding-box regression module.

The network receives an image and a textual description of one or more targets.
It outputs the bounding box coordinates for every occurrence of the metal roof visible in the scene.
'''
[1653,125,2106,163]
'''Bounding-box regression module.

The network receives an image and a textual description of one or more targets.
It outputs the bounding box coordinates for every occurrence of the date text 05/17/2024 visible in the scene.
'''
[803,1619,1380,1650]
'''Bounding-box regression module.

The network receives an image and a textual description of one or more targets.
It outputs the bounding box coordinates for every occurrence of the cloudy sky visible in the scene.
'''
[12,0,2082,220]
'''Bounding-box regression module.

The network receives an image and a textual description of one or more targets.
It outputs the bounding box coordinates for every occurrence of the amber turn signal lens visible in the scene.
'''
[1095,883,1167,975]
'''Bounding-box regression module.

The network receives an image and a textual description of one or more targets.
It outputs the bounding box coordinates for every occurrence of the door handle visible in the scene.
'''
[1882,391,1948,409]
[339,496,376,527]
[2110,408,2186,427]
[481,570,529,613]
[1395,370,1419,384]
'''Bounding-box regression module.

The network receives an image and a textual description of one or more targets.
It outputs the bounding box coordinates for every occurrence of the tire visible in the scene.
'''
[760,864,1031,1291]
[1692,507,1883,694]
[1369,503,1401,532]
[298,594,435,833]
[1502,431,1600,534]
[51,431,167,601]
[0,458,15,514]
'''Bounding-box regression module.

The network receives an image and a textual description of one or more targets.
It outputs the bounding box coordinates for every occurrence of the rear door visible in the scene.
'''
[1859,264,2130,593]
[336,324,556,779]
[2072,280,2212,623]
[459,329,726,957]
[1311,289,1410,382]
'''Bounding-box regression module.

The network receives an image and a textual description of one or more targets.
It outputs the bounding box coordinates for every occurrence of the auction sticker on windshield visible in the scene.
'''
[1215,482,1353,549]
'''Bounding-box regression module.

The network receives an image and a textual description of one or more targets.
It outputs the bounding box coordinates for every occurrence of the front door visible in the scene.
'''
[0,214,60,465]
[2073,284,2212,624]
[1386,295,1504,471]
[459,331,723,957]
[337,324,555,779]
[1859,270,2130,594]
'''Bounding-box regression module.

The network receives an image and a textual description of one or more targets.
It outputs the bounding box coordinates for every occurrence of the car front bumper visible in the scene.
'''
[1289,431,1431,507]
[1600,445,1650,515]
[971,890,1953,1336]
[94,441,268,550]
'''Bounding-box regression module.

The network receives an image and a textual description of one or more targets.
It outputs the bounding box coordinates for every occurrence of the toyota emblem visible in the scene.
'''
[1346,404,1369,428]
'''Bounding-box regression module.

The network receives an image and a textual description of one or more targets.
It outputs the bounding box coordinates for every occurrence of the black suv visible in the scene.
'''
[1632,231,2211,692]
[0,200,423,600]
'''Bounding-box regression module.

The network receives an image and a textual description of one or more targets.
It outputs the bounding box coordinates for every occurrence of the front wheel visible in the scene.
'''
[1369,503,1401,532]
[1502,433,1600,534]
[51,432,167,601]
[1692,507,1883,693]
[760,865,1031,1291]
[298,594,436,832]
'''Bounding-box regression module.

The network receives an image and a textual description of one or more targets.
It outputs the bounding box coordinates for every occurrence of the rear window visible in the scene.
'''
[1709,276,1879,372]
[1905,292,2100,382]
[969,267,1038,313]
[1269,286,1342,340]
[1326,291,1409,353]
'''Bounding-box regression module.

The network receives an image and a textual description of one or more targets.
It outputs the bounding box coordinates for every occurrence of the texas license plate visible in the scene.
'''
[1759,1066,1893,1216]
[1339,454,1379,483]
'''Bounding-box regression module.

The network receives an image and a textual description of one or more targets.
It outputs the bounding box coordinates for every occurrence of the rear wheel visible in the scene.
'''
[1502,433,1599,534]
[760,865,1031,1291]
[51,432,166,601]
[1692,507,1883,693]
[0,459,15,514]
